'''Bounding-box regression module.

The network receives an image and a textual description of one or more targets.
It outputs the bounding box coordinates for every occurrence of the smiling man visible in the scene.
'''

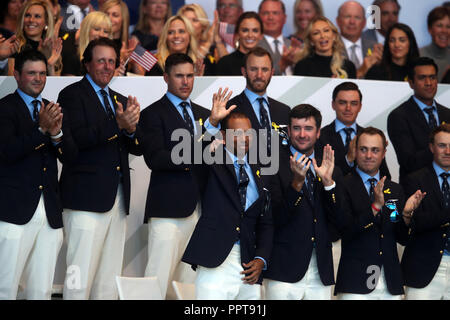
[138,53,211,299]
[319,82,391,179]
[57,37,142,300]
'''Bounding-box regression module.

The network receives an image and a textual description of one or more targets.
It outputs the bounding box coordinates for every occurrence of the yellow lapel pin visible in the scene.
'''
[256,170,261,178]
[384,188,391,194]
[199,118,203,126]
[367,48,372,56]
[114,95,118,104]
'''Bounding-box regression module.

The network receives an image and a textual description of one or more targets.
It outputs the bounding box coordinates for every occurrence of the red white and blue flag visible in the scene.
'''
[130,44,158,71]
[219,22,236,48]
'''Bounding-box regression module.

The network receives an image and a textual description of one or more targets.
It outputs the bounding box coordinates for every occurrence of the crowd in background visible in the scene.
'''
[0,0,448,81]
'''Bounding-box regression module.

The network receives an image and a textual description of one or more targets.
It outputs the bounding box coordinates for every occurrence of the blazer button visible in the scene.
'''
[443,234,447,238]
[380,234,384,239]
[314,219,317,223]
[38,185,43,190]
[236,227,240,232]
[379,251,383,256]
[116,166,121,171]
[43,167,47,172]
[440,250,444,255]
[311,237,315,242]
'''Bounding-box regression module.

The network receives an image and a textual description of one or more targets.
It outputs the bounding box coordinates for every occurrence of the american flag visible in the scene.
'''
[219,22,236,48]
[130,44,158,71]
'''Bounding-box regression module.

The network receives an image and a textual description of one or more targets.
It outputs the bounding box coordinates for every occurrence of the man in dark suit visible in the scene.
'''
[334,127,424,299]
[226,46,290,176]
[139,53,211,299]
[402,124,450,299]
[263,104,342,300]
[319,81,391,179]
[182,99,273,299]
[336,1,383,79]
[58,37,141,300]
[388,57,450,186]
[0,50,74,299]
[257,0,296,75]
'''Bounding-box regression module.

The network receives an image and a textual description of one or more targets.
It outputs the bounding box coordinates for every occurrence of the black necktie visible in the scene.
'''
[258,98,271,155]
[238,163,249,211]
[180,101,194,139]
[441,172,450,209]
[100,89,115,120]
[306,165,315,200]
[368,178,377,203]
[343,127,353,152]
[424,107,438,130]
[32,99,40,123]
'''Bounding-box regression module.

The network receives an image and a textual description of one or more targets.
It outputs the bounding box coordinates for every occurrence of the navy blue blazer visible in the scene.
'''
[138,95,210,221]
[387,96,450,185]
[263,144,341,285]
[57,76,142,214]
[401,166,450,288]
[334,170,408,295]
[182,149,273,284]
[0,91,76,228]
[319,121,391,180]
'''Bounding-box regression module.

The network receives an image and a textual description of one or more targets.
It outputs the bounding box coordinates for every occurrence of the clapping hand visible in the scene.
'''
[312,144,335,187]
[39,101,63,137]
[116,96,140,134]
[290,152,310,192]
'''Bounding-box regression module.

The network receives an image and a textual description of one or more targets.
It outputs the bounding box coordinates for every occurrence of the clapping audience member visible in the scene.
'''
[365,23,419,81]
[131,0,172,52]
[216,12,264,76]
[293,16,356,79]
[420,6,450,83]
[8,0,63,76]
[290,0,323,45]
[0,0,25,36]
[61,11,112,76]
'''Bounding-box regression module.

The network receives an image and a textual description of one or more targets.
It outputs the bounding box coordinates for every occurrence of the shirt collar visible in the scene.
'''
[264,34,284,45]
[166,91,191,108]
[356,166,380,184]
[433,161,448,178]
[86,74,109,95]
[334,119,357,133]
[413,95,436,110]
[244,88,268,105]
[16,88,42,106]
[290,145,315,161]
[341,36,362,50]
[225,147,248,167]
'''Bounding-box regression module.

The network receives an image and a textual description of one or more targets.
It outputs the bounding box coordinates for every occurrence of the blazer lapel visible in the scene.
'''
[238,92,262,130]
[13,91,36,125]
[408,97,431,132]
[80,77,111,120]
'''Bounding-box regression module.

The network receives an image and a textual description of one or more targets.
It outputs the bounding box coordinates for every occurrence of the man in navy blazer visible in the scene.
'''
[58,37,142,300]
[0,50,74,299]
[226,47,290,176]
[263,104,342,300]
[402,124,450,299]
[182,94,273,299]
[388,57,450,186]
[319,82,391,179]
[333,127,424,300]
[139,53,211,299]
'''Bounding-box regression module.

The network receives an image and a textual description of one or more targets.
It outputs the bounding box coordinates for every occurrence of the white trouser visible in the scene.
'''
[338,266,403,300]
[144,203,200,300]
[0,194,63,300]
[63,184,126,300]
[406,255,450,300]
[264,249,331,300]
[195,244,261,300]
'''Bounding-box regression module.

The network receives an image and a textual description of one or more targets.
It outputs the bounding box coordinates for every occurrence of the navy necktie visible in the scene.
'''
[32,99,40,123]
[343,127,353,152]
[441,172,450,209]
[100,89,115,120]
[180,101,194,139]
[238,163,249,211]
[368,178,377,203]
[424,107,438,130]
[258,98,271,155]
[306,165,315,200]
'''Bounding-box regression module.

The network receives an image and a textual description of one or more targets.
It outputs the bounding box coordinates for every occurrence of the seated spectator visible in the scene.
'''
[101,0,139,75]
[8,0,62,76]
[145,15,210,76]
[365,23,419,81]
[61,11,112,76]
[0,0,25,35]
[131,0,172,52]
[289,0,323,45]
[215,11,263,76]
[420,6,449,82]
[293,16,356,78]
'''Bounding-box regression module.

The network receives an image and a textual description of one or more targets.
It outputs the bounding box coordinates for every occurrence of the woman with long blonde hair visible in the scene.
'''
[145,15,205,76]
[61,11,112,76]
[8,0,62,75]
[293,16,356,78]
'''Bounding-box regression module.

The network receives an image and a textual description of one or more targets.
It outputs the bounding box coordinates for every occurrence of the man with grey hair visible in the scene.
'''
[336,1,383,79]
[362,0,401,45]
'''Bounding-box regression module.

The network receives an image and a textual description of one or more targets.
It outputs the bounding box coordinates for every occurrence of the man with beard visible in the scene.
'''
[226,46,290,172]
[263,104,342,300]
